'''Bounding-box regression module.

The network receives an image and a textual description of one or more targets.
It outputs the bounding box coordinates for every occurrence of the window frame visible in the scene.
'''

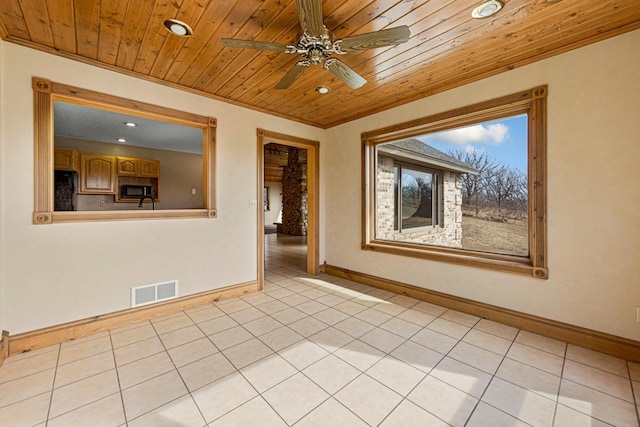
[362,86,548,279]
[391,161,442,233]
[32,77,217,224]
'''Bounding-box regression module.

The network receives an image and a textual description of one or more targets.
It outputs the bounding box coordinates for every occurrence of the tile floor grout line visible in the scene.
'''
[550,343,569,427]
[268,379,331,426]
[563,355,633,379]
[186,305,298,426]
[40,339,129,424]
[35,335,126,424]
[551,352,640,426]
[627,361,640,426]
[0,354,58,389]
[558,370,638,407]
[364,312,478,424]
[108,329,130,427]
[264,263,418,424]
[136,315,210,427]
[46,392,125,426]
[462,330,517,427]
[202,330,292,424]
[42,344,60,427]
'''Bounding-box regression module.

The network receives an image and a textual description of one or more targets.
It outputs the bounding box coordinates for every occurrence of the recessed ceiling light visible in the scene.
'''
[116,138,127,143]
[471,0,504,19]
[124,122,137,127]
[315,86,330,94]
[163,19,193,37]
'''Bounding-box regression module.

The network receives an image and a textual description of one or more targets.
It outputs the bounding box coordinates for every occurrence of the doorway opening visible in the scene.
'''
[257,129,319,288]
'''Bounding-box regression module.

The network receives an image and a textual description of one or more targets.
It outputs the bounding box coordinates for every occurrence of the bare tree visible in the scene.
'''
[486,166,526,213]
[508,169,528,216]
[448,149,497,215]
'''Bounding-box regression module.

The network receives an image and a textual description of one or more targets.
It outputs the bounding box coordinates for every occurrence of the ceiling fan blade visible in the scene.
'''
[275,63,309,90]
[324,59,367,89]
[337,26,411,52]
[295,0,324,37]
[220,38,292,52]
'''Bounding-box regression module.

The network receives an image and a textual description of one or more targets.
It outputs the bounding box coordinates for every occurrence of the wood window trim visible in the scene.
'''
[362,86,548,279]
[32,77,217,224]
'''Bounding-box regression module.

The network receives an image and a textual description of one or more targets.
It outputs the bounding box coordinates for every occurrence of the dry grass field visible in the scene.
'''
[461,215,528,256]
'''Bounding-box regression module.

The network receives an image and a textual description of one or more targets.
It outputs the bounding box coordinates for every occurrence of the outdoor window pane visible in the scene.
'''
[401,169,433,229]
[393,166,398,230]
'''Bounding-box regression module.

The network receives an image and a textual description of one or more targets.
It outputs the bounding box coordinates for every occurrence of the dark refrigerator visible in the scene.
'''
[54,170,77,211]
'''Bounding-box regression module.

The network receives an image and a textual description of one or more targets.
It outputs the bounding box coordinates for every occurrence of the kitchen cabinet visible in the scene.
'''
[80,154,116,194]
[140,159,159,177]
[116,157,159,177]
[54,148,79,171]
[116,157,139,176]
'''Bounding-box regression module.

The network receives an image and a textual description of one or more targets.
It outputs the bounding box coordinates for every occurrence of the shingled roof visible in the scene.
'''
[378,138,478,175]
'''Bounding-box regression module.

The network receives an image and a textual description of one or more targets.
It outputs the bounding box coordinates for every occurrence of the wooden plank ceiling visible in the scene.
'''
[264,143,291,183]
[1,1,638,128]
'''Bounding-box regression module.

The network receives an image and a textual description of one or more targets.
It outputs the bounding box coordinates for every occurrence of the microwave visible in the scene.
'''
[122,185,153,198]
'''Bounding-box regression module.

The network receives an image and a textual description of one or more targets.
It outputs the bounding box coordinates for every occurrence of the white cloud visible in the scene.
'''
[464,144,485,154]
[427,123,509,145]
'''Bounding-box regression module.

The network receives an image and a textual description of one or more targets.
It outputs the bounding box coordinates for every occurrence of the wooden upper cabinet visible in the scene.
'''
[115,156,159,177]
[140,159,159,177]
[54,148,79,171]
[80,154,116,194]
[117,157,139,176]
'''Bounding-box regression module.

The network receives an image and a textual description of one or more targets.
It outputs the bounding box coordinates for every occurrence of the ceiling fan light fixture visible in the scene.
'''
[163,19,193,37]
[471,0,504,19]
[315,86,330,94]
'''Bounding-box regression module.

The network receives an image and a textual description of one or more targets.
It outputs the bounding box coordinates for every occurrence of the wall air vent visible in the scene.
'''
[131,280,179,308]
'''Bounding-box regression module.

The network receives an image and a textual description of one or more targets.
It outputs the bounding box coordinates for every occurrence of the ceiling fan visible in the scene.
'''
[220,0,411,90]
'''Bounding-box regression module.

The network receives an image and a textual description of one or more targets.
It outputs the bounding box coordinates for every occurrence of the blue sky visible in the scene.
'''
[417,114,528,174]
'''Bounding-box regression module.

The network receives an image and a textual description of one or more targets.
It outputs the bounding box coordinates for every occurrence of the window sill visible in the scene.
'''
[395,225,441,235]
[34,209,217,224]
[362,240,547,279]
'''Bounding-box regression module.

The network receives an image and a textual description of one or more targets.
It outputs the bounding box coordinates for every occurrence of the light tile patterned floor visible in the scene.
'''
[1,234,639,426]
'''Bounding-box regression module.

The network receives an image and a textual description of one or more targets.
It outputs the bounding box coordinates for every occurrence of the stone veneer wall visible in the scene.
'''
[376,155,462,247]
[278,147,308,236]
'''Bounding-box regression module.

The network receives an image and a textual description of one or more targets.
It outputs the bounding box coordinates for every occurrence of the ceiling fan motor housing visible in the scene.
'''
[294,31,344,66]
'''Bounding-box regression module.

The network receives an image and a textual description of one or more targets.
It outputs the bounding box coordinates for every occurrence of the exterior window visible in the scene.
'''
[395,165,439,231]
[363,87,548,279]
[375,139,475,247]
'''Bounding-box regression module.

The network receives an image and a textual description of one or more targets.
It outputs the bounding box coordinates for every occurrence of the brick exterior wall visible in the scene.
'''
[376,154,463,247]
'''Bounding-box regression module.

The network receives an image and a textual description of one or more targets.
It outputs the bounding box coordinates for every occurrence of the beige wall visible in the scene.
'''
[0,40,325,334]
[56,137,204,210]
[325,30,640,341]
[1,30,639,343]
